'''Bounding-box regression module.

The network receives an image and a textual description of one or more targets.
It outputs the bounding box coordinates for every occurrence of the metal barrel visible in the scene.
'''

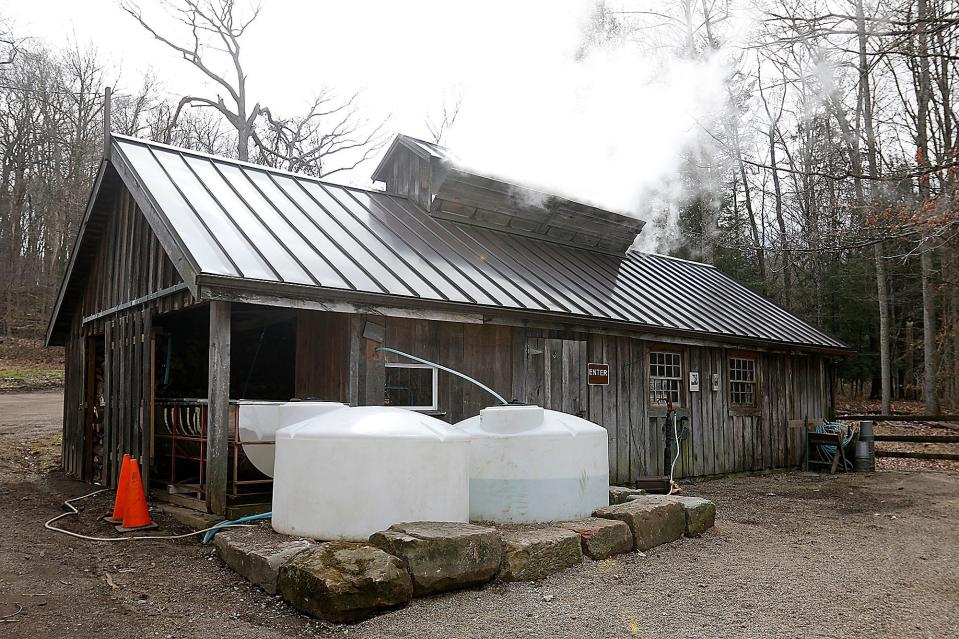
[854,421,876,472]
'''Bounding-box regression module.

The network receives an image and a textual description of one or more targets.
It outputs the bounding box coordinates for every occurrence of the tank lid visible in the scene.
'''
[477,404,545,434]
[278,406,469,441]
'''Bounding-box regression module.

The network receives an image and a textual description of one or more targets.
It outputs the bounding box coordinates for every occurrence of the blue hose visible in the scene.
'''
[201,512,272,544]
[814,422,856,468]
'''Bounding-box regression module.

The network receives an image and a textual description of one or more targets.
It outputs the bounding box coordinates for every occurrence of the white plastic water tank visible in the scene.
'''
[235,401,346,477]
[272,406,471,541]
[454,405,609,523]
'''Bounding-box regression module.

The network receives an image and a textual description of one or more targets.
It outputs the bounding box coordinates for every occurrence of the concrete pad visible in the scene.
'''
[592,499,685,551]
[557,517,633,559]
[369,521,502,595]
[498,528,583,581]
[214,526,311,594]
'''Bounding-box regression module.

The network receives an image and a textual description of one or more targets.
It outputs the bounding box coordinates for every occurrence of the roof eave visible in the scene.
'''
[195,273,853,355]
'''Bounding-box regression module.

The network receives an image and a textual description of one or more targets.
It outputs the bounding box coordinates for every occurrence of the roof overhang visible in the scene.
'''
[195,273,853,356]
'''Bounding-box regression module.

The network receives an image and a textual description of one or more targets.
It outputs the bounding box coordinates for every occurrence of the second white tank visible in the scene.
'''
[453,404,609,523]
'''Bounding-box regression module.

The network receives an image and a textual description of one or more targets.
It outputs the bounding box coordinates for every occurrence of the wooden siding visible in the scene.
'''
[80,188,188,329]
[294,309,351,401]
[322,312,831,483]
[378,143,433,211]
[61,184,195,484]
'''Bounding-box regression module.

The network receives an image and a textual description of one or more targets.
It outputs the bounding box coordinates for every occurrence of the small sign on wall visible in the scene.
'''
[712,373,720,391]
[689,371,700,392]
[587,362,610,386]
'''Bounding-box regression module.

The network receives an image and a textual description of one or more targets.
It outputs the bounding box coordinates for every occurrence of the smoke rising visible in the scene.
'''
[437,2,752,254]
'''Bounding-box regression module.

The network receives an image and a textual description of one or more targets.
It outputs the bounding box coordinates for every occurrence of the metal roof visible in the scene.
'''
[81,135,846,350]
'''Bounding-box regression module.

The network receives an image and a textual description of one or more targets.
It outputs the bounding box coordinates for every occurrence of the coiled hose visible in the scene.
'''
[814,422,857,471]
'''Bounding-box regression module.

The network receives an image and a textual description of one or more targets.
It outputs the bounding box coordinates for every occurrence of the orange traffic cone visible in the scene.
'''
[115,459,157,532]
[103,454,132,524]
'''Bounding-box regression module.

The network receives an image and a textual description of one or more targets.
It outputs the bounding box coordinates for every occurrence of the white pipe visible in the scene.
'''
[376,346,509,406]
[667,413,681,495]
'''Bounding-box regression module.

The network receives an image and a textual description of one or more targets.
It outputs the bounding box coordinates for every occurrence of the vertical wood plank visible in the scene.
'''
[627,338,645,479]
[206,300,231,515]
[510,326,527,404]
[615,337,632,482]
[103,320,114,486]
[141,309,153,487]
[444,323,465,422]
[526,336,545,407]
[690,346,704,477]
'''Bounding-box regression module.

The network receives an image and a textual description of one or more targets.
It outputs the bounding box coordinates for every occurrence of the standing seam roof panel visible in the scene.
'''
[109,135,847,351]
[624,256,764,338]
[435,218,579,314]
[387,197,551,310]
[117,142,237,276]
[270,175,411,295]
[170,155,285,282]
[329,187,483,305]
[487,229,632,322]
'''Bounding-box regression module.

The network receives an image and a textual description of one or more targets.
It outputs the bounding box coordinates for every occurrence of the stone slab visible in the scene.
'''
[636,495,717,536]
[609,486,647,505]
[557,517,633,559]
[592,499,685,551]
[214,526,311,594]
[369,521,502,595]
[277,542,412,623]
[498,528,583,581]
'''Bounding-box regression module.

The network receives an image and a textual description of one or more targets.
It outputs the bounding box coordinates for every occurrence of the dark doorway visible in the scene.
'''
[83,335,105,482]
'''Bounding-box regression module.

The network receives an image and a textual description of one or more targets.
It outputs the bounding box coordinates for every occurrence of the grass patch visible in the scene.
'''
[0,368,64,391]
[30,433,63,469]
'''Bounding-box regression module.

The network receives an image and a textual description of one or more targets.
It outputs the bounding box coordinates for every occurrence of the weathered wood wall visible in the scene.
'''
[61,186,194,485]
[60,181,830,489]
[296,311,831,483]
[376,144,433,211]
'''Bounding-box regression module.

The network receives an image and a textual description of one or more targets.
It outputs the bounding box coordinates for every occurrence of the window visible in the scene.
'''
[728,356,757,407]
[649,350,682,407]
[385,363,438,410]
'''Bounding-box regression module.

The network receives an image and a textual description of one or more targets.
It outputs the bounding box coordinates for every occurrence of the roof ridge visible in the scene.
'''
[110,133,395,199]
[628,249,718,269]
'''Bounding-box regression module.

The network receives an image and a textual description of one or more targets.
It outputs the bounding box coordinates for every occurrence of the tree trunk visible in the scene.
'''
[921,247,939,412]
[916,0,938,413]
[875,242,891,413]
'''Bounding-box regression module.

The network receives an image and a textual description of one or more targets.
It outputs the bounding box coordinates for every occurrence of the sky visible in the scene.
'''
[3,1,748,243]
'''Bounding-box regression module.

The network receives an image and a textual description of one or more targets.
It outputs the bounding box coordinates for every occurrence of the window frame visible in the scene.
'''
[727,353,758,410]
[647,347,686,410]
[384,362,439,411]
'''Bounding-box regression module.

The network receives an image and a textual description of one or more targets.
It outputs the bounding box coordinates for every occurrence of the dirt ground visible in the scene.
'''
[2,391,958,638]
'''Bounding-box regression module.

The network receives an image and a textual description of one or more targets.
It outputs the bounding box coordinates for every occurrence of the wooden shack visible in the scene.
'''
[47,133,849,516]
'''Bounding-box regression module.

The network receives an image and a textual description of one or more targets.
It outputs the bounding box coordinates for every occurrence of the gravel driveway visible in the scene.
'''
[1,391,957,638]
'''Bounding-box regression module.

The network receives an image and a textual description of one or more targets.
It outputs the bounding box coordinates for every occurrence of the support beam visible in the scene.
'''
[206,301,231,515]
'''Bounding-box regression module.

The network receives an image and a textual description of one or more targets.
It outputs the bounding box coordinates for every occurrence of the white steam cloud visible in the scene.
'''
[435,2,753,253]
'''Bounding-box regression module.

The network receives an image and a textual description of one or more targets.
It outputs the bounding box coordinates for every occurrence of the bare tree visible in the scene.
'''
[121,0,262,160]
[253,90,389,178]
[425,91,462,145]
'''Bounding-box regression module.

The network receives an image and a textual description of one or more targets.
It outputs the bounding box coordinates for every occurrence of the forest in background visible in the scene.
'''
[1,0,957,411]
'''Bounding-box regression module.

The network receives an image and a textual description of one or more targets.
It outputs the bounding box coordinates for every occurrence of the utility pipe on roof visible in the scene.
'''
[375,346,509,406]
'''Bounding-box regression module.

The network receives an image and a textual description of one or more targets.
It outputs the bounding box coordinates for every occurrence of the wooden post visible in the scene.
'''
[207,301,231,515]
[102,87,112,160]
[140,309,153,490]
